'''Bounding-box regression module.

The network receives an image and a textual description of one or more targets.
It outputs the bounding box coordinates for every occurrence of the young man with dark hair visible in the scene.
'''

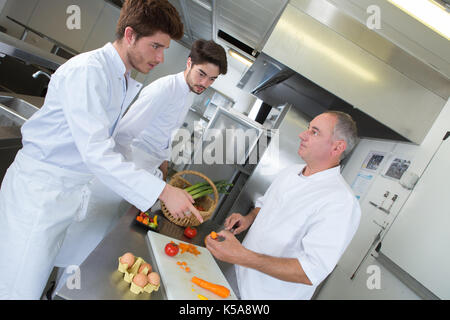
[115,39,227,178]
[53,40,228,272]
[0,0,199,299]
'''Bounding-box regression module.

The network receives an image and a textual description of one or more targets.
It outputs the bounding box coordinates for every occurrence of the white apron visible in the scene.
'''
[0,150,93,299]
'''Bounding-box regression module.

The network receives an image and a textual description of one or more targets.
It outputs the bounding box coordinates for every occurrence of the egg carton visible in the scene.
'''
[117,255,160,295]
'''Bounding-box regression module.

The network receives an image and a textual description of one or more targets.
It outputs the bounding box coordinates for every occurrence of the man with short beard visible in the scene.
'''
[0,0,200,299]
[114,39,228,179]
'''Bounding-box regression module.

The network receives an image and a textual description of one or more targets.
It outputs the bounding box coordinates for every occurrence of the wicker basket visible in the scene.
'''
[160,170,219,227]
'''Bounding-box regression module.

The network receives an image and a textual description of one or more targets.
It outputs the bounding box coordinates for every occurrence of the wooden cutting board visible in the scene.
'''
[146,231,237,300]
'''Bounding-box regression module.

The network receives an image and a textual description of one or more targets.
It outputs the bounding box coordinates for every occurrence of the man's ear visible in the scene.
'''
[124,26,136,46]
[333,140,347,158]
[186,57,192,69]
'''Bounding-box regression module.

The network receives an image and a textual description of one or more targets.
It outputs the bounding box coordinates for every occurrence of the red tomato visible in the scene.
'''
[164,242,179,257]
[184,227,197,239]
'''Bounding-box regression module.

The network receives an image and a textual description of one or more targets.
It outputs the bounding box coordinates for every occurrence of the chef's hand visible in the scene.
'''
[158,184,203,223]
[206,230,249,264]
[224,213,252,235]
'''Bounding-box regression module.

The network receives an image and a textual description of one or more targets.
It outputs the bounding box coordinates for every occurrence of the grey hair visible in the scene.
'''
[326,111,359,160]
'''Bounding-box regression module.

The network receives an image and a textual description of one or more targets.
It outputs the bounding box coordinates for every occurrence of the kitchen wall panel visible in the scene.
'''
[82,1,120,53]
[27,0,104,53]
[0,0,39,40]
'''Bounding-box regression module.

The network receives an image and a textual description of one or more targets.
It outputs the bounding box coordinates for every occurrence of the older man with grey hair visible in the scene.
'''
[206,111,361,300]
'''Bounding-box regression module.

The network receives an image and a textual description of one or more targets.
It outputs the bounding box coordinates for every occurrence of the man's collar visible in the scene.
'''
[104,42,128,77]
[178,71,190,94]
[299,164,341,179]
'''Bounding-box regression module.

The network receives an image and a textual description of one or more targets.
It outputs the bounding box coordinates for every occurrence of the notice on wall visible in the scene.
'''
[351,171,374,200]
[361,151,386,172]
[382,157,411,180]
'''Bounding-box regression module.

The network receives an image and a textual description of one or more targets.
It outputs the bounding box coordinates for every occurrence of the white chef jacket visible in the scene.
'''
[236,164,361,300]
[114,71,193,169]
[0,42,169,299]
[20,42,166,211]
[53,72,193,269]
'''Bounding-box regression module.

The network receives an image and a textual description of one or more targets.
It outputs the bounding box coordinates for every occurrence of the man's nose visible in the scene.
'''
[201,77,211,87]
[156,51,164,64]
[299,131,307,140]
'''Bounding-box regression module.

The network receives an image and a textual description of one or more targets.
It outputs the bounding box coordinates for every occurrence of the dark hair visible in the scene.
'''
[326,111,359,159]
[116,0,184,41]
[189,39,228,74]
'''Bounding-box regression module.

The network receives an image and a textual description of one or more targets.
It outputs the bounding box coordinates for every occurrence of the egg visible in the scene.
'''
[119,252,135,267]
[138,263,152,274]
[148,272,160,286]
[132,273,148,288]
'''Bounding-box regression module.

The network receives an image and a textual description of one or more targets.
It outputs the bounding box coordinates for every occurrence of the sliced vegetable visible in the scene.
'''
[176,261,191,272]
[191,276,230,298]
[210,231,218,240]
[178,242,201,256]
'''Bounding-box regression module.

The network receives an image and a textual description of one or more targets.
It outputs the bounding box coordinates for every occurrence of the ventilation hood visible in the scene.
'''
[238,52,410,142]
[239,0,449,144]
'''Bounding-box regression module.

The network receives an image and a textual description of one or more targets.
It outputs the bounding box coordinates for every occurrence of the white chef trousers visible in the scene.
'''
[0,150,93,299]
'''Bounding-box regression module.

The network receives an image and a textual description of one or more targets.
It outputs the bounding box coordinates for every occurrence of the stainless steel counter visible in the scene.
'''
[54,205,240,300]
[1,92,45,109]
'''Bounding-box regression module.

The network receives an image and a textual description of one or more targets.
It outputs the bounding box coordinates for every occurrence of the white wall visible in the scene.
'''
[339,138,417,271]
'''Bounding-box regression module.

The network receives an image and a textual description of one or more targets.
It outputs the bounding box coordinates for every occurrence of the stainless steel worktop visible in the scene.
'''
[54,205,240,300]
[2,92,45,109]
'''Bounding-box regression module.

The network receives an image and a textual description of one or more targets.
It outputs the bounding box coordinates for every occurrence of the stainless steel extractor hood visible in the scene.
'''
[238,52,411,142]
[254,0,449,145]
